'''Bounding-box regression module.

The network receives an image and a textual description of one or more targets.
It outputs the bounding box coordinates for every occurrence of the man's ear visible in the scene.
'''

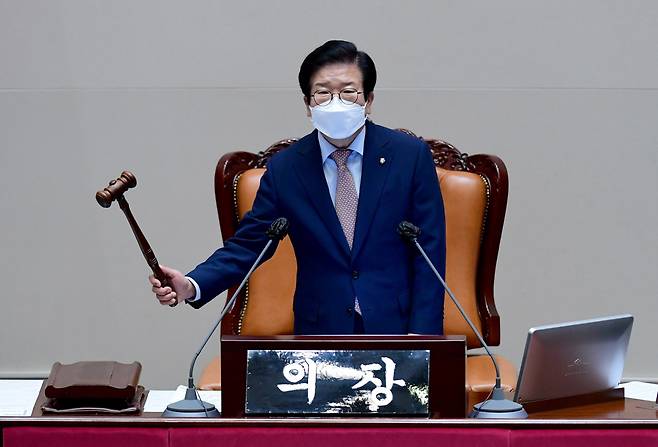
[303,96,312,117]
[365,92,374,115]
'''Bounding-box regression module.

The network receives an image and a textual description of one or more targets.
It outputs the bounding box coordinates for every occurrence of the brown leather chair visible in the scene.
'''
[198,130,517,409]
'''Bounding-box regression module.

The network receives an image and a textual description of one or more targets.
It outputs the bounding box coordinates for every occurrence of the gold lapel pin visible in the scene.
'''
[379,157,386,165]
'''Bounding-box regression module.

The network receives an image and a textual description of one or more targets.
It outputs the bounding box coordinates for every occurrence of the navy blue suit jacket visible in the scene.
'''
[187,121,446,335]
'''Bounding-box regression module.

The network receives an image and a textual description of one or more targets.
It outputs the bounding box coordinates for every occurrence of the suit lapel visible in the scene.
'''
[293,131,351,256]
[352,121,393,259]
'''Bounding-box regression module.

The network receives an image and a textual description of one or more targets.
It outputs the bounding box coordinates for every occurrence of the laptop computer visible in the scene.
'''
[514,314,633,404]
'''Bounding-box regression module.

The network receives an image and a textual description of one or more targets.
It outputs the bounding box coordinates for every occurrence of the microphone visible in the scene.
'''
[397,221,527,419]
[163,217,289,418]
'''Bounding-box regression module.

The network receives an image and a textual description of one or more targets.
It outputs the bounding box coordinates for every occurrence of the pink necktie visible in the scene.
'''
[330,149,362,316]
[330,149,358,249]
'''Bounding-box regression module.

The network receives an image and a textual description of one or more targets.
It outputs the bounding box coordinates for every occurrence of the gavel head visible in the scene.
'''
[96,171,137,208]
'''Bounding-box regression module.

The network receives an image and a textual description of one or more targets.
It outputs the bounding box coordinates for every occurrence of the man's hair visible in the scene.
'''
[298,40,377,102]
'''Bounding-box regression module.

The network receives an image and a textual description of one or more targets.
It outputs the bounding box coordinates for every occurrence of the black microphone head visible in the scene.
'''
[397,221,421,242]
[266,217,289,240]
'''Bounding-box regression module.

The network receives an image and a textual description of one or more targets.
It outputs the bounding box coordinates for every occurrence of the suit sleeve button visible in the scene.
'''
[352,270,359,279]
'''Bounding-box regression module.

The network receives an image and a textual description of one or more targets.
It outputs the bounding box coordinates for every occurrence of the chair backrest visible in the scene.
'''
[215,131,508,349]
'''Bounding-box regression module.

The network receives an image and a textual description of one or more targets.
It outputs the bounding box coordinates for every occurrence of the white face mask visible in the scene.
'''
[310,97,367,140]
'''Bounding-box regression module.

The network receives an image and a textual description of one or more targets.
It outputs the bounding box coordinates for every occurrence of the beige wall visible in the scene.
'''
[1,0,657,388]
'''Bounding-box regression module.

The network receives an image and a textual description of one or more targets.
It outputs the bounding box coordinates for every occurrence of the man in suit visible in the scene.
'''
[150,40,446,335]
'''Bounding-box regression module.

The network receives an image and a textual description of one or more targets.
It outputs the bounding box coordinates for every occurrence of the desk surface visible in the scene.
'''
[0,397,656,428]
[0,380,656,429]
[2,394,658,447]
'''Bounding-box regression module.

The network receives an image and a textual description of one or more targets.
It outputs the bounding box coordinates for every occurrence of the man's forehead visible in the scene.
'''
[310,63,363,87]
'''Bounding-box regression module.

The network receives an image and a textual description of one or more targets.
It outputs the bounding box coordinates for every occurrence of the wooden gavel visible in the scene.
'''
[96,171,177,307]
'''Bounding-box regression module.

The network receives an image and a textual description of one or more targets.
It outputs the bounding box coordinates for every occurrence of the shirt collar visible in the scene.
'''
[318,126,366,164]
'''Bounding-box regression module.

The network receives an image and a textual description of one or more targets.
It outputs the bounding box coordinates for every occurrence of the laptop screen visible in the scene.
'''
[514,314,633,404]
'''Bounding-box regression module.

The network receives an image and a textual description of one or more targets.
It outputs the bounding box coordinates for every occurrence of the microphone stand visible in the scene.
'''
[398,221,527,419]
[163,218,289,418]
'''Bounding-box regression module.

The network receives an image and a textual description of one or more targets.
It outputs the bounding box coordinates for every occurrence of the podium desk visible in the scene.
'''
[2,395,657,447]
[220,334,467,418]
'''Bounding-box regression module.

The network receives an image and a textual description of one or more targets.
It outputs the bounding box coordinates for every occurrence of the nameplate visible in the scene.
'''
[245,349,430,415]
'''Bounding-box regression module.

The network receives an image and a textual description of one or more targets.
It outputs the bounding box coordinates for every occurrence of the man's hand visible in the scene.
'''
[149,265,195,306]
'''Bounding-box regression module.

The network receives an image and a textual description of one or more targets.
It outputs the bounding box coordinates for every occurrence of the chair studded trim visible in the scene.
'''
[477,174,491,244]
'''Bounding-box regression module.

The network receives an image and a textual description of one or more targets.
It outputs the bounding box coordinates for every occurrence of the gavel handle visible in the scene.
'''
[117,196,177,307]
